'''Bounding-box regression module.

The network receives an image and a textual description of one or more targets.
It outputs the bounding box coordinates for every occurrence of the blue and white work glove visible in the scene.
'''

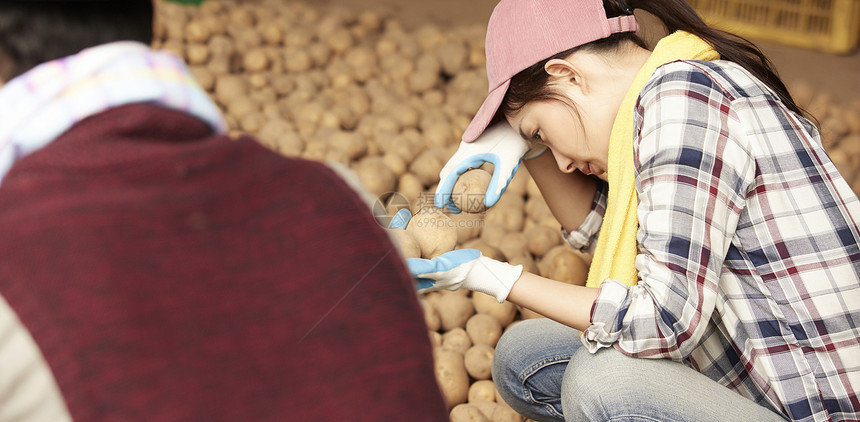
[389,208,413,230]
[435,121,547,210]
[407,249,523,303]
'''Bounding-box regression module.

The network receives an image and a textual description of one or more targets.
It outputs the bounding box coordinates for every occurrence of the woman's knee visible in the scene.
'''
[492,318,583,421]
[561,347,645,420]
[492,318,577,389]
[492,319,550,396]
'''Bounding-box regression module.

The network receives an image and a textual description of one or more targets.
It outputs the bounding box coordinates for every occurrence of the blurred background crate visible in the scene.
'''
[686,0,860,54]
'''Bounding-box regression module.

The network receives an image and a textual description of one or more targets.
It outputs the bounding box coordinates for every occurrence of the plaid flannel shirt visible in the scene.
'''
[564,60,860,421]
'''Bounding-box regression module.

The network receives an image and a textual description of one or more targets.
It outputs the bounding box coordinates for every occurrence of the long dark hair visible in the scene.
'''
[501,0,806,120]
[0,1,154,81]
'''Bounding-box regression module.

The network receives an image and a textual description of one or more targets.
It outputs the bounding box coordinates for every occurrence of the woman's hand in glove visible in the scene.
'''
[407,249,523,303]
[434,121,546,211]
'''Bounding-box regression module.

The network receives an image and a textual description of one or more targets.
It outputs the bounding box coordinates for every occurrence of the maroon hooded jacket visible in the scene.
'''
[0,104,448,421]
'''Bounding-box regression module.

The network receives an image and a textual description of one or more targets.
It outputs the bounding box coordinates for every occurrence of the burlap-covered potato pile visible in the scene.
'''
[153,1,860,420]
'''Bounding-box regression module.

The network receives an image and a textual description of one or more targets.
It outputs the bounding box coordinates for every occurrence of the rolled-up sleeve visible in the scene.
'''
[582,62,755,360]
[561,178,607,254]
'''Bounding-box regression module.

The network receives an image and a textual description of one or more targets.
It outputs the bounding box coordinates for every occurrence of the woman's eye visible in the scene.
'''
[532,130,544,144]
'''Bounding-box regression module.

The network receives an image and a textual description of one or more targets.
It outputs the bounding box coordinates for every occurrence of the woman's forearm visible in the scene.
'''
[524,151,597,232]
[517,152,600,330]
[507,271,600,331]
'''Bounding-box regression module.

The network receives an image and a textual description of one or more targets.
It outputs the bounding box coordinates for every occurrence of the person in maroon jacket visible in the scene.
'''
[0,1,448,420]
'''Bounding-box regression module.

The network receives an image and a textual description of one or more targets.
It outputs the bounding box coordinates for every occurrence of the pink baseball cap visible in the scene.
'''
[462,0,638,142]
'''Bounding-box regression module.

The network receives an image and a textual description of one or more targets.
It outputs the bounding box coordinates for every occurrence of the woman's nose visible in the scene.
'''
[555,153,576,174]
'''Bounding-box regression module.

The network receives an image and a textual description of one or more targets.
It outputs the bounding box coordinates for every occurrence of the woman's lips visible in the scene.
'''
[582,163,593,175]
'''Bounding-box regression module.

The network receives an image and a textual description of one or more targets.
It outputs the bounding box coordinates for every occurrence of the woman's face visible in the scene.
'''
[505,87,617,181]
[504,48,650,181]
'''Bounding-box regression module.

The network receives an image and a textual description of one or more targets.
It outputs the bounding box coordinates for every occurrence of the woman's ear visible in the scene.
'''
[545,58,586,94]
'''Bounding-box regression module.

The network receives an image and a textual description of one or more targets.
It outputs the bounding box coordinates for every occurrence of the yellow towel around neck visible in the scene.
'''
[585,31,720,288]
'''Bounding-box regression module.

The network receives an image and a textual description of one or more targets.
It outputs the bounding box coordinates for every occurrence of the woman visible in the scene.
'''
[408,0,860,420]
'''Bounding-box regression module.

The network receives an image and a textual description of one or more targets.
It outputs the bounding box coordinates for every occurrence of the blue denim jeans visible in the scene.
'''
[492,318,788,422]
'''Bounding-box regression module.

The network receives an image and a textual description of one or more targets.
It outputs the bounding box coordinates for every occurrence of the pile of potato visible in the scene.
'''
[153,1,579,419]
[153,1,860,420]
